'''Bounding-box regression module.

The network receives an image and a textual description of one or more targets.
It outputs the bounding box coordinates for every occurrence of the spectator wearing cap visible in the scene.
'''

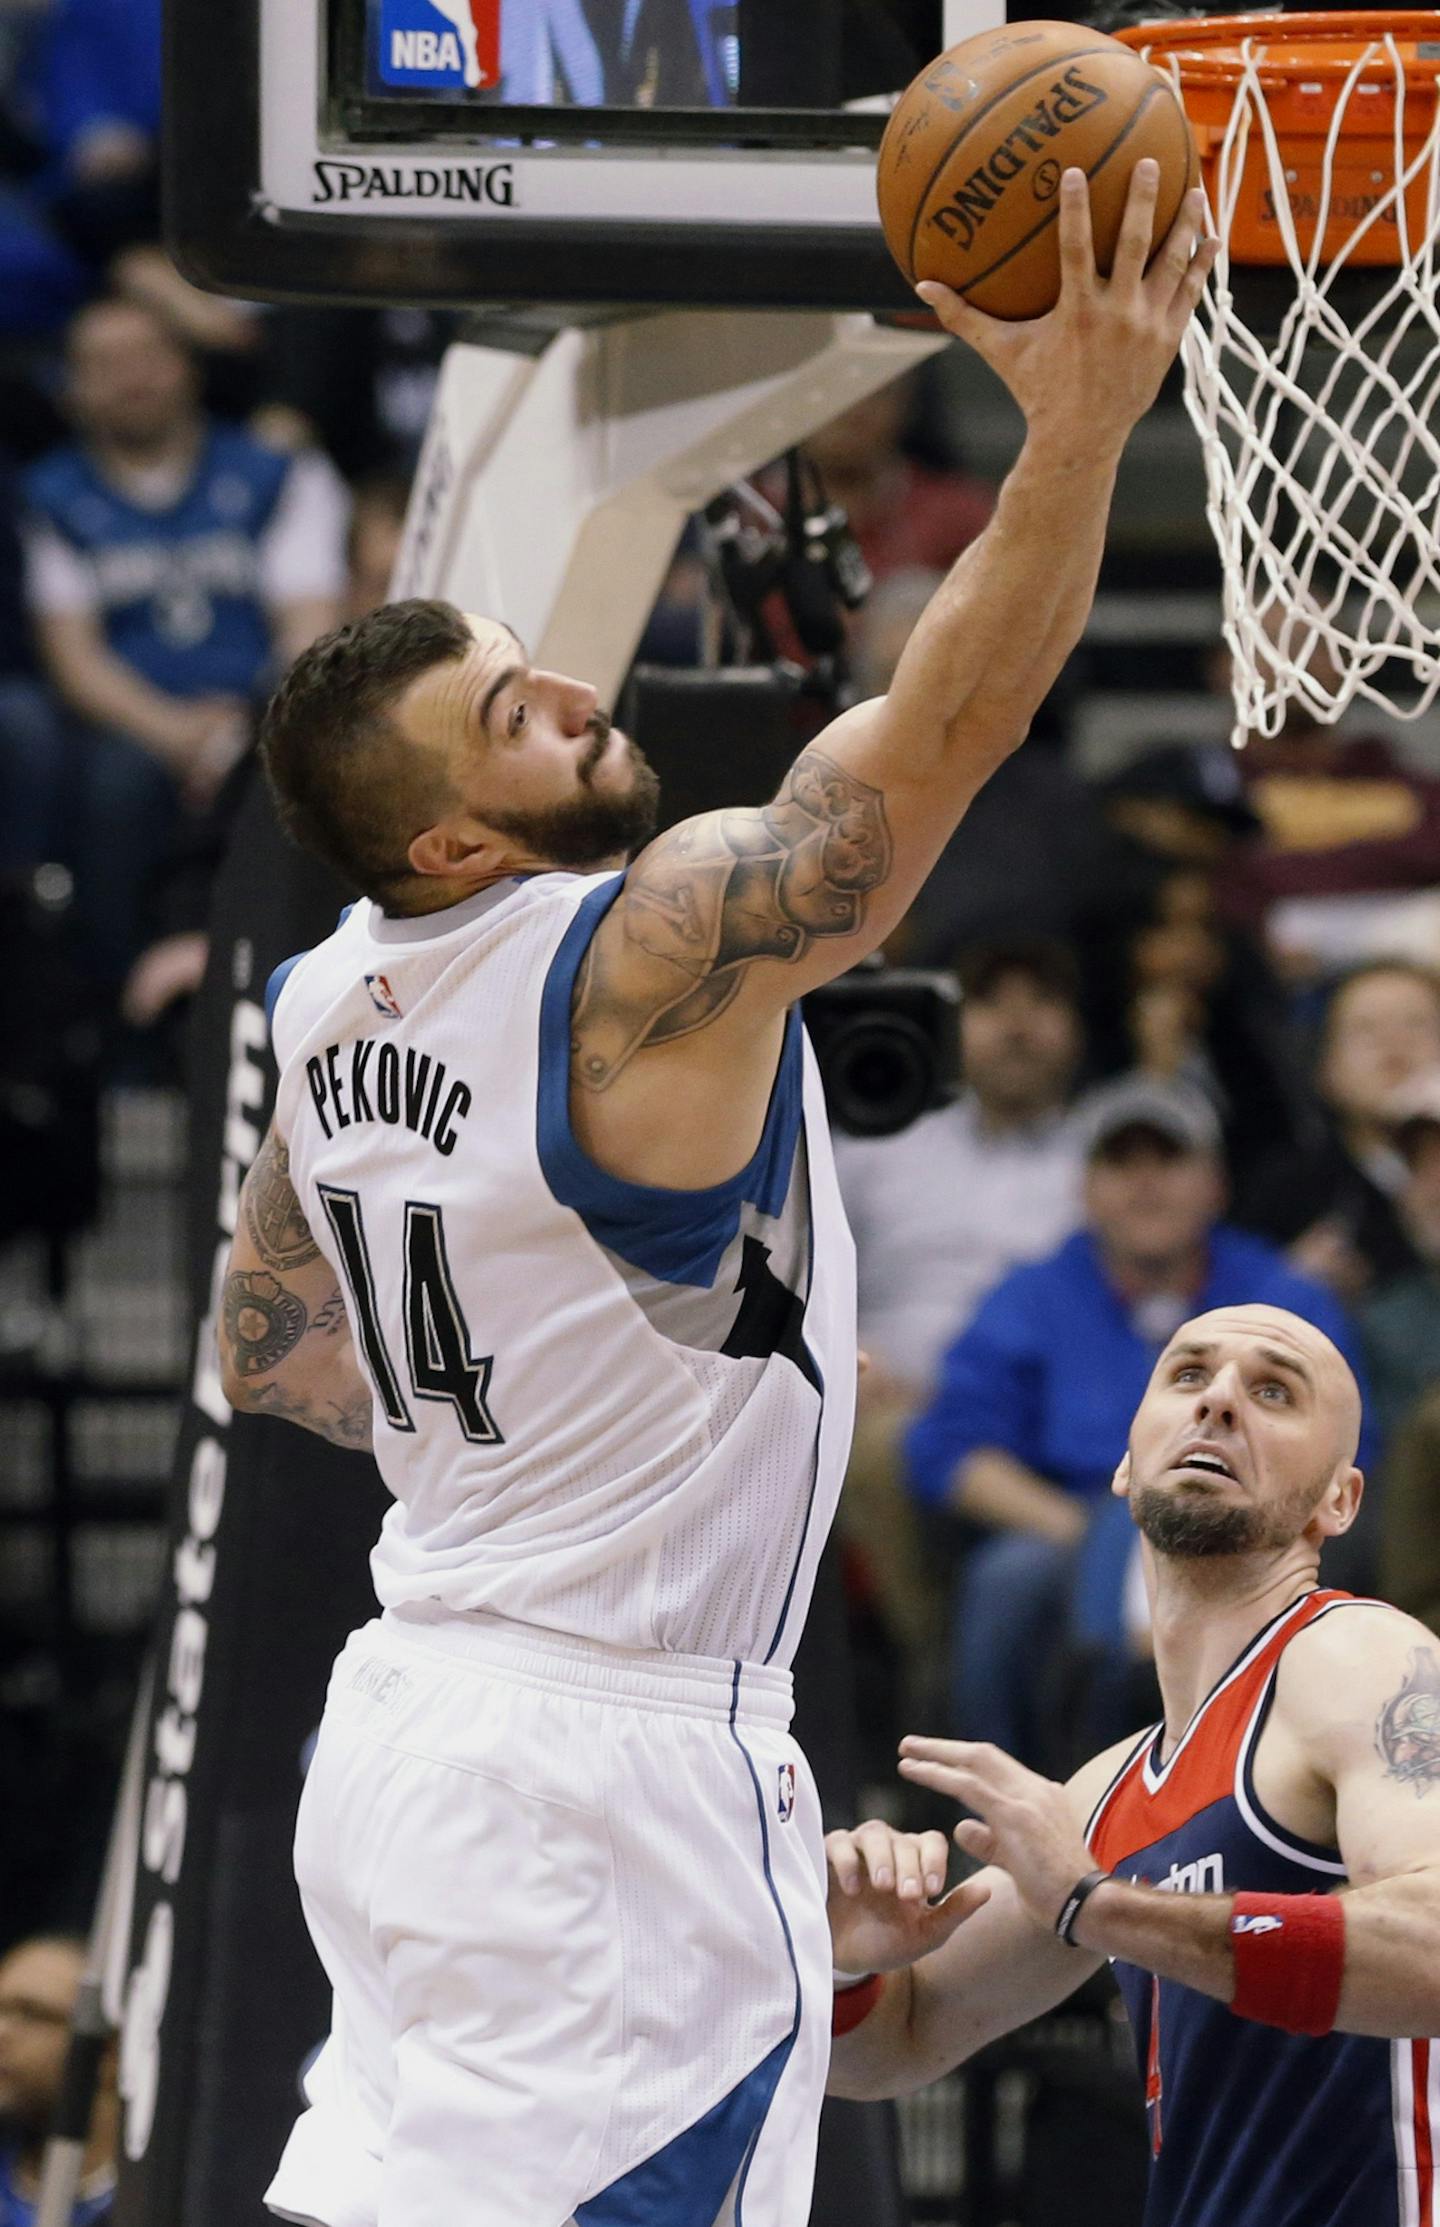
[0,1935,114,2225]
[905,1075,1370,1768]
[1238,959,1440,1302]
[834,940,1086,1685]
[23,295,348,993]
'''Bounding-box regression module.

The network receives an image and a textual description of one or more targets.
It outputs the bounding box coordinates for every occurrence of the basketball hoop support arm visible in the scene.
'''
[392,309,947,703]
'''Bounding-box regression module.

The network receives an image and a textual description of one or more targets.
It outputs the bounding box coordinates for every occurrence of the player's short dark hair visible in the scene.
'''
[260,598,474,904]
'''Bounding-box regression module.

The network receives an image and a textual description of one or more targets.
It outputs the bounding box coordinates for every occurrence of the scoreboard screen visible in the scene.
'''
[368,0,739,108]
[340,0,947,136]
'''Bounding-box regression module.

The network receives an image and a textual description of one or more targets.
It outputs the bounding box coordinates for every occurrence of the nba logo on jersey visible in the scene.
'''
[373,0,500,89]
[365,972,404,1019]
[776,1763,796,1823]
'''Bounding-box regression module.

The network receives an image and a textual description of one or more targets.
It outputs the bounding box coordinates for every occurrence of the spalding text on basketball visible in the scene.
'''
[311,160,517,206]
[928,66,1107,252]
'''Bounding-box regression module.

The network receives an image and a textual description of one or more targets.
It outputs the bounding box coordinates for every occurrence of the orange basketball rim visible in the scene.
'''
[1118,9,1440,266]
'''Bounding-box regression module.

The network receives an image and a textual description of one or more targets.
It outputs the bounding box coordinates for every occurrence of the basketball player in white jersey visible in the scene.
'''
[217,165,1214,2227]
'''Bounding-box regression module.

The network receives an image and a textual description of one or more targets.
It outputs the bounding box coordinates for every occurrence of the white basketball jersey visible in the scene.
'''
[268,869,857,1668]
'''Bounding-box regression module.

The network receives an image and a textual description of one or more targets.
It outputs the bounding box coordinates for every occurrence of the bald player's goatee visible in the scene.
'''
[1131,1486,1274,1560]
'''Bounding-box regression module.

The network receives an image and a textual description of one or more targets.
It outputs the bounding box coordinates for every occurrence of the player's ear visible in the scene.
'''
[1314,1464,1364,1540]
[408,818,494,882]
[1112,1451,1133,1502]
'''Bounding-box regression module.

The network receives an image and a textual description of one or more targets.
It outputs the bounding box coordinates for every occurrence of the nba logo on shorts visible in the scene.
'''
[374,0,500,90]
[776,1763,796,1823]
[366,972,404,1019]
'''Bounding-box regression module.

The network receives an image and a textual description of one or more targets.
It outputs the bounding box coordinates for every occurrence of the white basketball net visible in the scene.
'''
[1154,30,1440,743]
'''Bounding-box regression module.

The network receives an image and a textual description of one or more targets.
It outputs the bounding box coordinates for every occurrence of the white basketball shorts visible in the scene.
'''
[264,1604,832,2227]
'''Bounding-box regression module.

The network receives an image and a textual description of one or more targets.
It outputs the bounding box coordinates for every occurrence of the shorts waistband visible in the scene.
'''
[379,1603,794,1729]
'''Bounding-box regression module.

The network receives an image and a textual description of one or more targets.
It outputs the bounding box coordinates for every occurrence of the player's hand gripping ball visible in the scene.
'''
[877,21,1200,319]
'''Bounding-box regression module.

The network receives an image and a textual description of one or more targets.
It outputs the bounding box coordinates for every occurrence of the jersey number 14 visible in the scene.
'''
[319,1187,502,1444]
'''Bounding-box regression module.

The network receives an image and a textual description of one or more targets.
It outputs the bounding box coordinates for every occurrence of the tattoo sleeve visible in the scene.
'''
[1376,1646,1440,1795]
[571,748,891,1091]
[223,1270,308,1377]
[236,1376,374,1452]
[244,1131,321,1269]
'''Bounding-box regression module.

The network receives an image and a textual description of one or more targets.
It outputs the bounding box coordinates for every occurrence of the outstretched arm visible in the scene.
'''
[218,1126,374,1451]
[826,1845,1096,2102]
[573,165,1215,1189]
[899,1606,1440,2042]
[824,1738,1139,2099]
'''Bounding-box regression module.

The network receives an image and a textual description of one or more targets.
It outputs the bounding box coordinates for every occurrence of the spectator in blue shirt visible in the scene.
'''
[0,1937,114,2227]
[24,295,348,991]
[905,1075,1371,1767]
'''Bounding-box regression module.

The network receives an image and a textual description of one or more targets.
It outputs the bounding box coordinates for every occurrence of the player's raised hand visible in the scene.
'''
[897,1737,1096,1935]
[916,162,1216,452]
[826,1820,990,1977]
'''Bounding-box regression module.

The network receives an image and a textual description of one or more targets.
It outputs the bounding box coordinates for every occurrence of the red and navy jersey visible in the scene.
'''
[1087,1588,1438,2227]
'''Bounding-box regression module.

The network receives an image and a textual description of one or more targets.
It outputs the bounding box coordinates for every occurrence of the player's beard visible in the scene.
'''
[484,730,661,870]
[1130,1477,1318,1560]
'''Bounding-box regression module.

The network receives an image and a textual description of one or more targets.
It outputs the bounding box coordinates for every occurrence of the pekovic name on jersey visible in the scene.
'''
[306,1039,473,1155]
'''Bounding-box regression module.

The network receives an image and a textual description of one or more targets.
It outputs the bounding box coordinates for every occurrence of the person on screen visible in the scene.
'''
[620,0,735,106]
[500,0,604,103]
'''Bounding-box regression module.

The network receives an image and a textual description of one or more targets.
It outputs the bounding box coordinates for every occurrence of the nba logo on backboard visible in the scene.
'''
[776,1763,796,1824]
[365,972,404,1019]
[375,0,499,91]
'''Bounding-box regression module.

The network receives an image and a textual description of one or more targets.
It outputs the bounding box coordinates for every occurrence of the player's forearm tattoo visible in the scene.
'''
[223,1269,308,1377]
[310,1289,352,1338]
[1376,1647,1440,1795]
[571,748,891,1089]
[237,1377,374,1452]
[243,1131,321,1269]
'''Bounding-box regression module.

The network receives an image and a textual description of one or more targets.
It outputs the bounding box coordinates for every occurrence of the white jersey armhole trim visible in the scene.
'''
[1230,1595,1381,1880]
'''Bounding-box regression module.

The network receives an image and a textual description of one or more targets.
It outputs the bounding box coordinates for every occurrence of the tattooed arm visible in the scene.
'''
[573,171,1212,1187]
[217,1126,373,1452]
[892,1604,1440,2043]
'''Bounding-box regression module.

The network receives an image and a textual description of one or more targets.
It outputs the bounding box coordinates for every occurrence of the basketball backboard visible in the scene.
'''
[165,0,1002,309]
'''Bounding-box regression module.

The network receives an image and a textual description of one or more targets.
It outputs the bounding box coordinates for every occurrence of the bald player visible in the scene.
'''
[827,1305,1440,2227]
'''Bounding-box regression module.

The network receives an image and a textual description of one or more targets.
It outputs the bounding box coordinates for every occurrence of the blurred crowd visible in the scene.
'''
[0,0,459,1090]
[3,5,1440,2215]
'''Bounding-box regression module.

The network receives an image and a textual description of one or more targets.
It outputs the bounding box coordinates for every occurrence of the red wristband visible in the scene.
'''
[1228,1891,1345,2037]
[832,1973,886,2037]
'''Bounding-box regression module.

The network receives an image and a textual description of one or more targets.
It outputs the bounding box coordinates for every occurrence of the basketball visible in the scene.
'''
[877,21,1200,320]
